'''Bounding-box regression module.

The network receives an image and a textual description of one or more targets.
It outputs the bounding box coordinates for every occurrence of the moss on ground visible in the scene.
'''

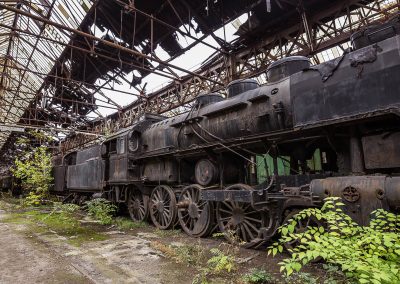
[1,208,108,246]
[114,216,148,230]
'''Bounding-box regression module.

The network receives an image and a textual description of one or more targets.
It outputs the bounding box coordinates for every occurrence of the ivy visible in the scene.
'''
[268,197,400,284]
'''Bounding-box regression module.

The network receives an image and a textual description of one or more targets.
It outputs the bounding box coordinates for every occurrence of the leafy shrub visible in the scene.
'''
[242,268,275,284]
[11,145,53,206]
[85,198,117,225]
[268,197,400,284]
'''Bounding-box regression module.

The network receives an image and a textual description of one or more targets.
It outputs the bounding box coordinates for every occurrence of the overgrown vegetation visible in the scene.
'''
[85,198,117,225]
[207,248,236,273]
[192,240,240,284]
[150,240,207,266]
[269,197,400,284]
[10,132,54,206]
[114,216,147,230]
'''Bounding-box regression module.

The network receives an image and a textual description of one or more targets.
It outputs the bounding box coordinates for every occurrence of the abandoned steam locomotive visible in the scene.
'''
[52,17,400,248]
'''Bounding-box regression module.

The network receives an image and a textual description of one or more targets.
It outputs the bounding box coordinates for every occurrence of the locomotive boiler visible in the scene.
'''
[53,15,400,248]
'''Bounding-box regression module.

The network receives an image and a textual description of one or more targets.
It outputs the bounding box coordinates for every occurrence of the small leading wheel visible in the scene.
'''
[177,184,214,238]
[127,189,149,222]
[216,184,267,249]
[282,209,324,252]
[150,185,177,230]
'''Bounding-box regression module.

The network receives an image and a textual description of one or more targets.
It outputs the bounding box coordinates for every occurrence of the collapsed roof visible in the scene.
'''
[0,0,398,164]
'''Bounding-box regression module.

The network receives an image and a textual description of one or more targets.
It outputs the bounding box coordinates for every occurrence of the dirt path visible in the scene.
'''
[0,212,89,283]
[0,203,334,284]
[0,209,192,284]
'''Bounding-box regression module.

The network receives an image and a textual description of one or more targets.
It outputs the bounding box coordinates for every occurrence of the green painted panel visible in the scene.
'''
[256,149,322,184]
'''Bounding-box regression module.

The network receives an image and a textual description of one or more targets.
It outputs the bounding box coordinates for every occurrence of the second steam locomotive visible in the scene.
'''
[52,17,400,248]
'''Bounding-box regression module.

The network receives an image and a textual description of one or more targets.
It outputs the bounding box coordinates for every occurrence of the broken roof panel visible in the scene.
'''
[0,0,92,149]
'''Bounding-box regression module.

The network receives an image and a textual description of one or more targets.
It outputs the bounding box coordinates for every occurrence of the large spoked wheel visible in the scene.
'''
[216,184,267,249]
[127,189,149,222]
[283,209,324,252]
[150,185,177,230]
[178,184,214,238]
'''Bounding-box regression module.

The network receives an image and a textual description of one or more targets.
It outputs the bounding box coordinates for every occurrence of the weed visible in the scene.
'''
[242,268,275,284]
[150,240,207,267]
[85,198,117,225]
[213,230,245,247]
[54,202,80,213]
[174,243,207,266]
[207,248,236,273]
[192,238,240,283]
[114,217,147,230]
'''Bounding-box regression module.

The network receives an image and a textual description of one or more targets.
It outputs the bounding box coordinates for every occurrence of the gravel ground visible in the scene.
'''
[0,209,192,284]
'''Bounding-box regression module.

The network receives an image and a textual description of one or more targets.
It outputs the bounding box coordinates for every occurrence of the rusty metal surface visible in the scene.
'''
[66,145,104,191]
[362,132,400,169]
[310,176,397,225]
[292,35,400,129]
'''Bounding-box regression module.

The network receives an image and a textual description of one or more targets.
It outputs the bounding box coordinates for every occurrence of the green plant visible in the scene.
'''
[242,268,275,284]
[268,197,400,284]
[192,246,237,284]
[322,264,354,284]
[213,230,245,246]
[54,202,81,213]
[284,272,318,284]
[114,217,147,230]
[11,145,53,206]
[207,248,236,273]
[174,243,206,266]
[150,240,206,267]
[85,198,117,225]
